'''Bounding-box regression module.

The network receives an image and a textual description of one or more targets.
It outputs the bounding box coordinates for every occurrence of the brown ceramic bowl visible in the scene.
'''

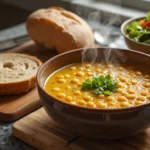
[121,16,150,55]
[37,47,150,139]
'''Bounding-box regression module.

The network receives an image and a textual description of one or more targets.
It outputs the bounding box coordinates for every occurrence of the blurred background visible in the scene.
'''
[0,0,149,49]
[0,0,149,30]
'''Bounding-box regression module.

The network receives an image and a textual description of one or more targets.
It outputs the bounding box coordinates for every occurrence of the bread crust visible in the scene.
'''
[26,7,95,53]
[0,53,42,95]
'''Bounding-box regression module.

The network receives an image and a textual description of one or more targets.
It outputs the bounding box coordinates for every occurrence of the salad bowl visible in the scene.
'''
[121,12,150,54]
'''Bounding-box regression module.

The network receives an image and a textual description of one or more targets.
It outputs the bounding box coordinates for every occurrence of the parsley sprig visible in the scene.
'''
[81,74,118,95]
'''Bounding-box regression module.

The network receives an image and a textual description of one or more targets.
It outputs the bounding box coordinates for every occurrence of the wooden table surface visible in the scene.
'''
[0,21,126,150]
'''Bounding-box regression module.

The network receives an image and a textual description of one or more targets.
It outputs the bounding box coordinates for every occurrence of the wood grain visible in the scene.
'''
[0,87,41,121]
[13,108,150,150]
[0,41,57,121]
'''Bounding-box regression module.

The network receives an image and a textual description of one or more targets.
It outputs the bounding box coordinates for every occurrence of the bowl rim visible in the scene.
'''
[121,16,150,47]
[37,47,150,112]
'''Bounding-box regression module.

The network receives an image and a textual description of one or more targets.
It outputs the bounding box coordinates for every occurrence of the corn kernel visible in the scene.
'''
[52,87,60,92]
[106,96,113,101]
[85,64,92,68]
[74,90,81,95]
[137,96,145,101]
[71,78,79,84]
[79,67,84,70]
[143,83,150,88]
[98,94,105,99]
[77,82,82,87]
[117,96,127,101]
[136,71,142,76]
[86,102,95,107]
[76,71,84,77]
[57,93,66,98]
[126,82,131,85]
[144,75,150,79]
[64,74,70,78]
[66,86,71,89]
[140,91,148,96]
[117,83,123,88]
[96,68,102,73]
[65,96,73,102]
[86,69,92,72]
[135,101,143,105]
[83,95,93,101]
[56,75,64,79]
[87,72,93,76]
[126,94,136,100]
[97,102,107,108]
[117,88,124,93]
[71,101,76,105]
[78,100,86,106]
[70,66,76,70]
[147,95,150,100]
[57,79,66,83]
[120,102,129,107]
[119,77,127,82]
[108,101,115,107]
[130,80,137,85]
[128,89,135,94]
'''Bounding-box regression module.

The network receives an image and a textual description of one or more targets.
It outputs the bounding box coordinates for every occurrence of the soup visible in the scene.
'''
[44,63,150,109]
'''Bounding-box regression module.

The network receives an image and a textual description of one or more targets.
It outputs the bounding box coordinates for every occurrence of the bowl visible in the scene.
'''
[121,16,150,55]
[37,47,150,139]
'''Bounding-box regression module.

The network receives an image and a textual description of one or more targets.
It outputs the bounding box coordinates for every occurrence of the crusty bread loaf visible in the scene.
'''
[0,53,42,95]
[26,7,95,53]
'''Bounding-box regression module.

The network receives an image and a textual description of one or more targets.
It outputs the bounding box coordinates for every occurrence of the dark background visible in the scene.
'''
[0,3,31,30]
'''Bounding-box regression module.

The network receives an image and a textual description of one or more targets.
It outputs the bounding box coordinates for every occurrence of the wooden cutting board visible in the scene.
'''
[13,107,150,150]
[0,41,57,121]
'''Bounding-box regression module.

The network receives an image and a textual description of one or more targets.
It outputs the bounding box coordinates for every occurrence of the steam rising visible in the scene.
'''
[81,48,127,65]
[75,0,127,67]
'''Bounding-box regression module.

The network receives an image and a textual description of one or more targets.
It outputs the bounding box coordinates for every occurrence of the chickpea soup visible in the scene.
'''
[44,63,150,109]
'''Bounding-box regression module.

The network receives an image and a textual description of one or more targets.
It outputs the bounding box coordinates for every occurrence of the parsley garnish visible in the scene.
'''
[81,74,118,95]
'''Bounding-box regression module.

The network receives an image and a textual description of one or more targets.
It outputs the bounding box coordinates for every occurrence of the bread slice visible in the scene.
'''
[0,53,42,95]
[26,7,95,53]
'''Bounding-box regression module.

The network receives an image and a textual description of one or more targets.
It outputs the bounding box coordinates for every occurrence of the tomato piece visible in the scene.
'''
[142,20,150,28]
